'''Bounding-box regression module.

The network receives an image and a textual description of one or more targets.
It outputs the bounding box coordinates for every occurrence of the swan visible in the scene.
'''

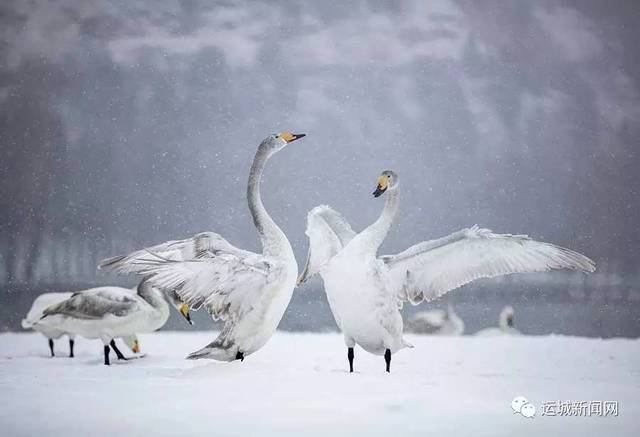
[405,302,464,336]
[475,305,521,336]
[22,291,141,357]
[298,170,595,372]
[99,132,306,362]
[36,281,192,365]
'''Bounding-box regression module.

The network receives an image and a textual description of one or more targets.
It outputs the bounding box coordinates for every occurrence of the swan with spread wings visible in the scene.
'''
[100,132,305,362]
[298,170,595,373]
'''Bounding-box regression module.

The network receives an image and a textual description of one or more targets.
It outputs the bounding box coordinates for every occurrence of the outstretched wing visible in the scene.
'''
[382,225,595,305]
[43,289,139,320]
[101,233,284,322]
[99,232,253,274]
[297,205,356,284]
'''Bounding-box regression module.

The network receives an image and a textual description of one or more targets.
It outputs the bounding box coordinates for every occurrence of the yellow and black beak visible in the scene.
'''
[280,132,306,143]
[132,339,141,354]
[180,304,193,325]
[373,175,389,198]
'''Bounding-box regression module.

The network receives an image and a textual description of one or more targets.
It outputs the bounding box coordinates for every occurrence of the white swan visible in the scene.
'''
[35,282,191,365]
[405,302,464,336]
[22,291,141,357]
[475,306,521,336]
[99,132,306,362]
[298,170,595,372]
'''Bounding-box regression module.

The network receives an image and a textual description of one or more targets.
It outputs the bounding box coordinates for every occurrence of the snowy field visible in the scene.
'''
[0,332,638,437]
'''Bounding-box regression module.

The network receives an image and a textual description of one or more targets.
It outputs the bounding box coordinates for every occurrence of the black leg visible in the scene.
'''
[69,339,75,358]
[384,349,391,373]
[235,351,244,362]
[48,338,55,357]
[348,347,354,373]
[110,339,128,360]
[104,345,110,365]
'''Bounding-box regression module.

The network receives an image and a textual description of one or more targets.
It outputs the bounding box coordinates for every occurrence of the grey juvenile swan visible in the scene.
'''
[100,132,306,362]
[298,170,595,372]
[23,291,142,358]
[35,282,191,365]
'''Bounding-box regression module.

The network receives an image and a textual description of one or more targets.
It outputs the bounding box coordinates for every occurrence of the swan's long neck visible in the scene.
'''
[137,281,169,314]
[360,188,400,253]
[247,146,291,258]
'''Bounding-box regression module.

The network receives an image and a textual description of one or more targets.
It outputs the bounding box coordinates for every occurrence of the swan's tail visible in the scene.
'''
[21,318,35,329]
[186,342,238,362]
[402,338,414,349]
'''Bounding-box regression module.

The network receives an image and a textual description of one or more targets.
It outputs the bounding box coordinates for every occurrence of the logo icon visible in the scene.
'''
[512,396,536,418]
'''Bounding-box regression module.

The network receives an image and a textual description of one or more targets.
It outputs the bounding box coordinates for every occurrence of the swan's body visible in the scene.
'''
[299,170,595,372]
[36,282,188,364]
[406,303,464,336]
[23,291,140,357]
[475,306,521,336]
[23,292,74,341]
[100,132,305,361]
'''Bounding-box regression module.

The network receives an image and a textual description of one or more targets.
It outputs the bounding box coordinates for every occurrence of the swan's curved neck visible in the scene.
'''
[361,188,400,253]
[137,281,168,313]
[247,146,290,257]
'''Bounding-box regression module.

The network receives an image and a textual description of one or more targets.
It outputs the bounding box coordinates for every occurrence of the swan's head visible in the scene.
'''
[373,170,399,198]
[260,132,306,152]
[166,289,193,325]
[122,335,141,354]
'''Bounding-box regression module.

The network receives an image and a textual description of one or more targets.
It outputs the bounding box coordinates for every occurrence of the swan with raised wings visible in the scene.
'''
[298,170,595,373]
[99,132,305,362]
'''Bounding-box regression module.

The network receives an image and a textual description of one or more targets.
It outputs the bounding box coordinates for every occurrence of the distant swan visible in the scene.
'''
[23,291,140,357]
[100,132,306,362]
[405,302,464,336]
[475,306,521,336]
[298,170,595,372]
[36,282,191,365]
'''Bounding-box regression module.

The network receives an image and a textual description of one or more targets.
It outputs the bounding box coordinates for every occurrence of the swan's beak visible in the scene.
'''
[373,175,388,198]
[281,132,306,143]
[132,340,141,354]
[180,304,193,325]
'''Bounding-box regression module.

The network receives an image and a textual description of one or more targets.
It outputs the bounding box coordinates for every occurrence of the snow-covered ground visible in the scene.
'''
[0,332,638,436]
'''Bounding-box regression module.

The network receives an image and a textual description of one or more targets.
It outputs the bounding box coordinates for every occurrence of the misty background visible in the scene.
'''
[1,0,639,336]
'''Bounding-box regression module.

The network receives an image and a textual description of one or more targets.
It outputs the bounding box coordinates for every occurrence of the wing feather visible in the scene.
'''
[298,205,356,284]
[383,225,595,304]
[101,233,282,322]
[43,290,139,320]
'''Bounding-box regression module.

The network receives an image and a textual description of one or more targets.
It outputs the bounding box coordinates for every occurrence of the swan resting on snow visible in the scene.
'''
[35,282,191,365]
[475,306,521,336]
[22,291,141,357]
[405,302,464,336]
[298,170,595,372]
[100,132,306,362]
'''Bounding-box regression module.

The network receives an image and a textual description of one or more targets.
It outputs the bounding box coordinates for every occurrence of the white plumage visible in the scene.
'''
[99,133,305,361]
[22,291,140,357]
[405,303,465,336]
[299,170,595,372]
[35,283,186,364]
[475,306,521,336]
